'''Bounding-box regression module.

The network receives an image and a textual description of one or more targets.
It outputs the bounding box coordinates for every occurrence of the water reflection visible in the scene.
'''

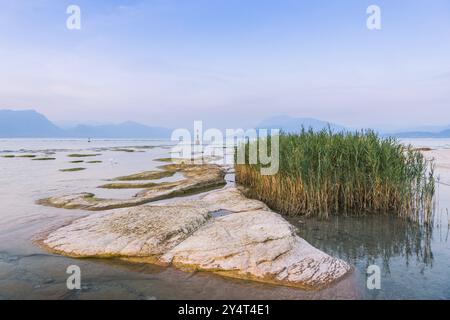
[287,215,440,273]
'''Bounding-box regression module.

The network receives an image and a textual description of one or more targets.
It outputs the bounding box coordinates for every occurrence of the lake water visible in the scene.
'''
[0,139,449,299]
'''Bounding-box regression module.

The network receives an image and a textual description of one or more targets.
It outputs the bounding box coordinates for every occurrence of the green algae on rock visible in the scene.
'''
[32,157,56,161]
[67,154,101,158]
[60,168,86,172]
[154,158,174,163]
[111,148,135,153]
[38,163,226,211]
[99,182,159,189]
[113,169,175,181]
[18,155,37,158]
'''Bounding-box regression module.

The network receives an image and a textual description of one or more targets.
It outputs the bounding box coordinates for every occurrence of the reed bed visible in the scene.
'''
[235,129,435,224]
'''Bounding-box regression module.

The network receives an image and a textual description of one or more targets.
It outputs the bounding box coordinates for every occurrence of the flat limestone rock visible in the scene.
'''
[167,187,269,213]
[38,193,96,209]
[161,210,351,289]
[39,186,352,289]
[198,187,269,213]
[37,193,152,211]
[42,205,210,258]
[37,164,226,211]
[136,165,227,200]
[41,188,267,258]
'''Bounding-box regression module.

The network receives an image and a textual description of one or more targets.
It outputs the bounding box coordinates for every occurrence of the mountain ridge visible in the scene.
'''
[257,115,347,133]
[0,109,172,138]
[2,109,450,138]
[393,129,450,138]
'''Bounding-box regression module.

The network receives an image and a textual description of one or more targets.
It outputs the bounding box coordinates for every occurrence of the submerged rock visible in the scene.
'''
[99,182,159,189]
[38,193,96,209]
[59,167,86,172]
[67,153,101,158]
[112,169,175,181]
[32,157,56,161]
[38,187,351,290]
[37,164,226,211]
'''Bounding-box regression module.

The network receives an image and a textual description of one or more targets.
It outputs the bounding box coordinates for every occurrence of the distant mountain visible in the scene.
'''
[257,115,347,133]
[65,121,171,139]
[393,129,450,138]
[4,109,448,139]
[0,109,172,138]
[0,109,63,138]
[405,125,450,133]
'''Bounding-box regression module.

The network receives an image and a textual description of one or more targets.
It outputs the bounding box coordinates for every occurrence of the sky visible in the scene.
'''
[0,0,449,130]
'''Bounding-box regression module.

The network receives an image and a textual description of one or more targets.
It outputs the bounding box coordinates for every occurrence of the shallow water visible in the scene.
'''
[0,139,449,299]
[286,211,450,299]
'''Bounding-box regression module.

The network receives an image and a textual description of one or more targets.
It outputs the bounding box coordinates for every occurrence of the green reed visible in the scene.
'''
[235,129,435,224]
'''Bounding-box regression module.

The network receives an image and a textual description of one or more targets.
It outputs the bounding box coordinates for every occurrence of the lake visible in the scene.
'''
[0,139,448,299]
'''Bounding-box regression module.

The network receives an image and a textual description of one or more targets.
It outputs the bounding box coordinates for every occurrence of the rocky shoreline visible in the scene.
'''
[36,162,352,290]
[37,163,226,211]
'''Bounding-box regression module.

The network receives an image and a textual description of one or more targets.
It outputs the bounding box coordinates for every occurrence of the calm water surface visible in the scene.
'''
[0,139,449,299]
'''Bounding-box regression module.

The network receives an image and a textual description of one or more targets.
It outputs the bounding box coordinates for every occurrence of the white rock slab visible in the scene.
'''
[161,210,351,289]
[43,205,210,258]
[40,187,352,289]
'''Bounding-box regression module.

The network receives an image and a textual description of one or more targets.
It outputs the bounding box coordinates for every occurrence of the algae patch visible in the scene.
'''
[67,154,101,158]
[114,169,175,181]
[111,148,135,153]
[18,155,36,158]
[99,182,158,189]
[60,168,86,172]
[154,158,174,163]
[38,163,226,211]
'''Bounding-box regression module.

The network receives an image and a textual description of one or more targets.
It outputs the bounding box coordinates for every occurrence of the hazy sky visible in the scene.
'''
[0,0,449,130]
